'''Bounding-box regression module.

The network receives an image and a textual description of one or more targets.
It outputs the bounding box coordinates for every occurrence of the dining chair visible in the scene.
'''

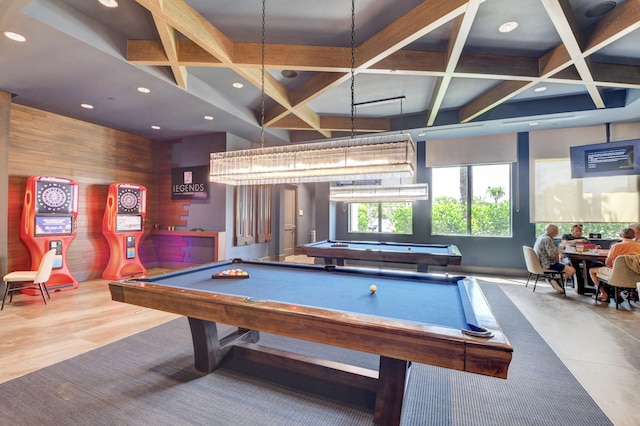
[522,246,566,294]
[2,249,56,310]
[595,255,640,309]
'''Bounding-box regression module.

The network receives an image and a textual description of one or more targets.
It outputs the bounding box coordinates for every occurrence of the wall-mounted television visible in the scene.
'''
[570,139,640,178]
[116,214,143,232]
[34,215,73,236]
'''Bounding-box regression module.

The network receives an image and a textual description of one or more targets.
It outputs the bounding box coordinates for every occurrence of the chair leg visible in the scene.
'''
[1,283,10,311]
[8,285,15,304]
[37,283,48,305]
[532,275,539,292]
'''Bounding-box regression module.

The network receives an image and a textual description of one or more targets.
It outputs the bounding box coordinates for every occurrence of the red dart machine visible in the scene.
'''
[20,175,79,293]
[102,183,147,280]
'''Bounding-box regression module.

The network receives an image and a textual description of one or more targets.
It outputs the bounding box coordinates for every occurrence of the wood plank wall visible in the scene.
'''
[7,104,165,281]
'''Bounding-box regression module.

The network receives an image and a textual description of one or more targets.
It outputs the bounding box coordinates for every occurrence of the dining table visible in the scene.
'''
[561,247,608,295]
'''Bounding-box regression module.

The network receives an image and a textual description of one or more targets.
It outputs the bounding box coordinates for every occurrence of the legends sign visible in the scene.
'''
[171,166,209,200]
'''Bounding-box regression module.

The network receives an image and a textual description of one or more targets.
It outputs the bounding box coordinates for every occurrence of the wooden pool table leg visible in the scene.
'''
[323,257,344,267]
[373,356,409,426]
[187,317,259,373]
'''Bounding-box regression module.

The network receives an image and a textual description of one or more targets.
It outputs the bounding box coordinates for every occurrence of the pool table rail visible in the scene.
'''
[294,240,462,272]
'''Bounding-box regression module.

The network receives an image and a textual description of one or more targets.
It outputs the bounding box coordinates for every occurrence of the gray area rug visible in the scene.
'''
[0,283,612,426]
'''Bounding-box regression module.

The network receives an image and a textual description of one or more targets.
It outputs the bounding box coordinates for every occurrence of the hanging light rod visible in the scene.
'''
[208,0,419,186]
[354,96,406,108]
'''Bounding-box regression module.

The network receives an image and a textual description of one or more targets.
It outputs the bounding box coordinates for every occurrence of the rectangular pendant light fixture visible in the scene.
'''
[210,133,416,185]
[329,183,428,203]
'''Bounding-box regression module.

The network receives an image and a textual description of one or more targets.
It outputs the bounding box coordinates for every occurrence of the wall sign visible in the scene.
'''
[171,166,209,200]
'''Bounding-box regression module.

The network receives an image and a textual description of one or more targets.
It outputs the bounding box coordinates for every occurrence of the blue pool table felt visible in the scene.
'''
[143,261,481,333]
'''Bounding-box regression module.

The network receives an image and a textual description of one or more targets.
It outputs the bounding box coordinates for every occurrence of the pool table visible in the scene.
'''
[109,259,511,426]
[295,240,462,272]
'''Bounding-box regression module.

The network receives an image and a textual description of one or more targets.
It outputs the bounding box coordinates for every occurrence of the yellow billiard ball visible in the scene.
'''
[369,284,377,294]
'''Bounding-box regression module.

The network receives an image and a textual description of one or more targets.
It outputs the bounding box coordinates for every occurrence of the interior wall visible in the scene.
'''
[7,104,159,281]
[166,132,276,262]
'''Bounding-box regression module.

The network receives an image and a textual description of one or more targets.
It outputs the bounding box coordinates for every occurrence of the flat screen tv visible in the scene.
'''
[570,139,640,178]
[34,215,73,236]
[116,214,143,232]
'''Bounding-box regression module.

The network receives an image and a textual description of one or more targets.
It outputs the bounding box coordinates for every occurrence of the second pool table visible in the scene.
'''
[295,239,462,272]
[109,259,510,426]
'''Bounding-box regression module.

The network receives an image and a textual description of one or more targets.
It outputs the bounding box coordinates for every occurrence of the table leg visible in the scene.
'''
[417,263,429,273]
[373,356,409,426]
[188,317,259,373]
[580,262,590,295]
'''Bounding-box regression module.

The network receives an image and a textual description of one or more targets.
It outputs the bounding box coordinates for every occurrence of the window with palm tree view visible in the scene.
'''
[348,202,413,234]
[432,164,511,236]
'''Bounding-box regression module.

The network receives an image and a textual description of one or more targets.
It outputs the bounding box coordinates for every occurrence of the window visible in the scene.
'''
[534,222,629,239]
[234,185,254,245]
[348,202,413,234]
[235,185,273,245]
[432,164,512,236]
[256,185,272,243]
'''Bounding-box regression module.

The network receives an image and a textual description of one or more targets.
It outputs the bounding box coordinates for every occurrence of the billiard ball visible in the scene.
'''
[369,284,377,294]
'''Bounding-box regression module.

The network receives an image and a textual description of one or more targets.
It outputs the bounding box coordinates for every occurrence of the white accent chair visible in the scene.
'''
[595,254,640,309]
[522,246,565,294]
[2,249,56,310]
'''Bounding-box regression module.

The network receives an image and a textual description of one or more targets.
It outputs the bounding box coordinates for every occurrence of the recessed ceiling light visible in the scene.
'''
[80,103,94,109]
[529,122,539,126]
[534,86,547,93]
[232,82,244,89]
[204,115,214,120]
[137,86,151,93]
[498,21,519,33]
[98,0,119,7]
[585,1,616,18]
[151,125,160,130]
[3,31,26,42]
[281,70,298,79]
[417,132,427,137]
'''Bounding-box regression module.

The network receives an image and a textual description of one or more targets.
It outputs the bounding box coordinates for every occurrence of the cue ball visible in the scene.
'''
[369,284,377,294]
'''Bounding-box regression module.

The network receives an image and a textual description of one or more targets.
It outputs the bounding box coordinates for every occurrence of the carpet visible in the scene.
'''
[0,283,612,426]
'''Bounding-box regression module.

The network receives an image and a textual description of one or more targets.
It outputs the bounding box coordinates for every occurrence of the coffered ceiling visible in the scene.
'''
[1,0,639,145]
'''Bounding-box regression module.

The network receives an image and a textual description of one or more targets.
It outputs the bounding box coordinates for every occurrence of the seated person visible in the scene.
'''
[559,224,600,287]
[559,224,590,249]
[629,223,640,241]
[589,228,640,302]
[534,224,577,293]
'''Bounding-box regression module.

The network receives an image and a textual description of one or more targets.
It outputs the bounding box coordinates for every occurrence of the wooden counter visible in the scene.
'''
[151,230,225,266]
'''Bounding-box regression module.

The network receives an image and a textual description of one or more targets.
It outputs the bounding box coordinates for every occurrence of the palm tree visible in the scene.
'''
[486,186,505,204]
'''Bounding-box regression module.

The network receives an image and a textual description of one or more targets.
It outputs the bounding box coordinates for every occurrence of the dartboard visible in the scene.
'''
[117,188,142,214]
[36,182,73,213]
